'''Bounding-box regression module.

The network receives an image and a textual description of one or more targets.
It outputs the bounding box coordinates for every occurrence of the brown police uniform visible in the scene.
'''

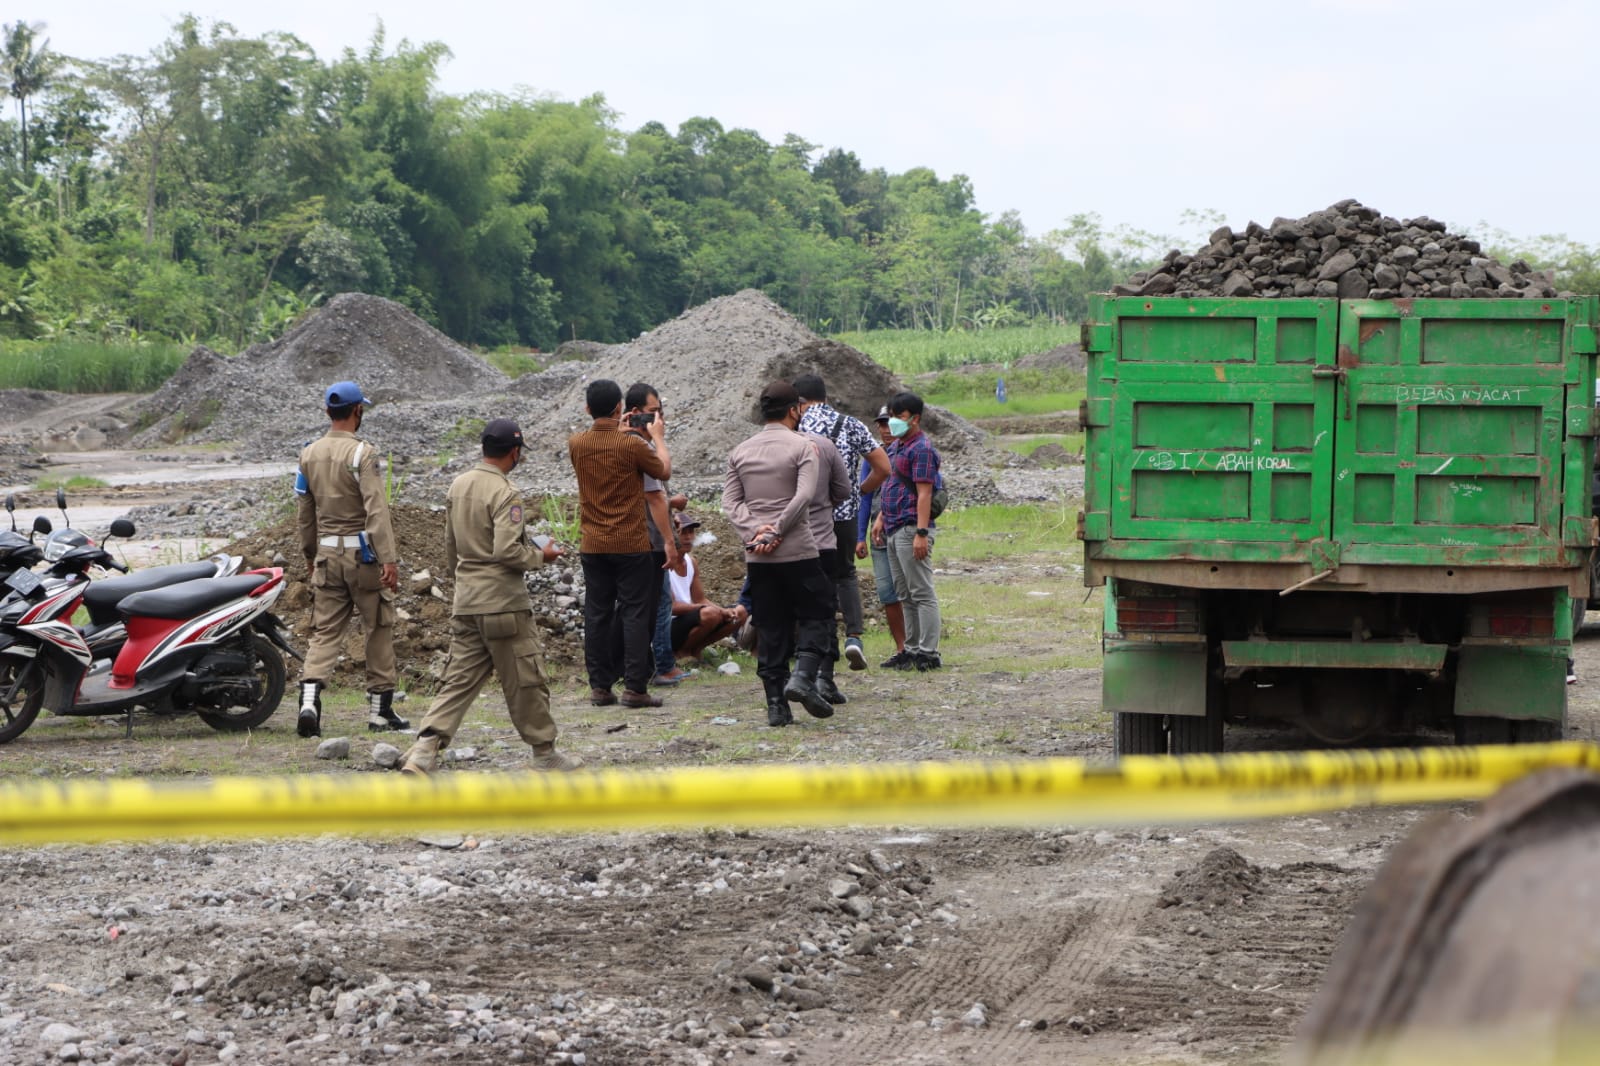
[297,429,397,692]
[410,461,556,749]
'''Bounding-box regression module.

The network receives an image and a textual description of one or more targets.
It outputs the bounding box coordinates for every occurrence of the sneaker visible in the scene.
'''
[1568,659,1578,685]
[914,653,943,672]
[880,651,913,670]
[530,747,584,772]
[844,638,867,671]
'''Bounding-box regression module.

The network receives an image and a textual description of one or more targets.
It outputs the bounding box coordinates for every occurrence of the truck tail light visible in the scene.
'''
[1487,604,1553,638]
[1117,596,1199,633]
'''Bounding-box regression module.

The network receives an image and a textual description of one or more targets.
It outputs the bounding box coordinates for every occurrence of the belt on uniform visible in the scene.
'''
[319,535,363,550]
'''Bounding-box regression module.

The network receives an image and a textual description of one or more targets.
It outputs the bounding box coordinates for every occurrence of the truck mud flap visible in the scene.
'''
[1103,640,1206,718]
[1455,644,1566,723]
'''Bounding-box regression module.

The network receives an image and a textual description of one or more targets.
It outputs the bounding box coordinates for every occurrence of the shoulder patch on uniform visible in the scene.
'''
[510,504,523,524]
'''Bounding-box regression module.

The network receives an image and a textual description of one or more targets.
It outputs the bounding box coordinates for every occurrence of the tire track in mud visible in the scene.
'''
[1082,855,1366,1062]
[834,838,1157,1063]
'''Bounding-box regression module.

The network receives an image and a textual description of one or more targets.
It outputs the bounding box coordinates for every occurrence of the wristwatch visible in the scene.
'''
[915,527,929,537]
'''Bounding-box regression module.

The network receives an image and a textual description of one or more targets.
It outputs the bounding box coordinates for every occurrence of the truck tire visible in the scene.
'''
[1170,675,1224,755]
[1454,716,1512,746]
[1114,712,1167,757]
[1513,719,1563,743]
[1170,710,1223,755]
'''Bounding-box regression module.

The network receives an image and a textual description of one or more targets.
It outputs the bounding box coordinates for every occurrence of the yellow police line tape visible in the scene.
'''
[3,742,1599,846]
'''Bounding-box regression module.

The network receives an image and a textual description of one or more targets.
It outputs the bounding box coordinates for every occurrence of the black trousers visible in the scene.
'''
[582,551,654,693]
[816,548,841,663]
[612,549,666,683]
[748,557,834,686]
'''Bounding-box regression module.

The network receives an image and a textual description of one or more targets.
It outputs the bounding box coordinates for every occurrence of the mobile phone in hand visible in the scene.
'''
[530,534,553,551]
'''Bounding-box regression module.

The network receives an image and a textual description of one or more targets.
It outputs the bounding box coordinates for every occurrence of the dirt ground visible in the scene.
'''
[3,461,1597,1065]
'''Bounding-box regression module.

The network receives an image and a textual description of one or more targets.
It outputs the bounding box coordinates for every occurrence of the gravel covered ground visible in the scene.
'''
[8,500,1588,1064]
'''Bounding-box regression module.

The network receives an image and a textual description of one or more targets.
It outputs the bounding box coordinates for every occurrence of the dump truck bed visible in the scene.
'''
[1080,296,1599,594]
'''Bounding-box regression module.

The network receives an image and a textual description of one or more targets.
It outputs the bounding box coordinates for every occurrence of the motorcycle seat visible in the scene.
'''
[82,562,221,624]
[119,574,272,621]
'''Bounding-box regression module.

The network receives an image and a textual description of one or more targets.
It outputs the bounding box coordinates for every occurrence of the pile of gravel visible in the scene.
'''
[1115,199,1563,301]
[128,293,510,453]
[504,290,997,502]
[117,289,998,506]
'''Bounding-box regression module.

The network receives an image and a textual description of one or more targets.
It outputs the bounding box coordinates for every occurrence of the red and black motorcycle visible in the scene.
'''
[0,563,299,743]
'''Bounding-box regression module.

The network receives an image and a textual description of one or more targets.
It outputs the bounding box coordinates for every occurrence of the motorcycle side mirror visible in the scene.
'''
[4,494,13,533]
[32,515,52,538]
[108,518,135,540]
[55,486,67,516]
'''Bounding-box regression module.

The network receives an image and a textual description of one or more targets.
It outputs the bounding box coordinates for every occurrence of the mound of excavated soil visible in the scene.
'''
[1118,198,1562,300]
[122,290,1000,507]
[1158,846,1262,909]
[129,294,509,453]
[511,290,998,501]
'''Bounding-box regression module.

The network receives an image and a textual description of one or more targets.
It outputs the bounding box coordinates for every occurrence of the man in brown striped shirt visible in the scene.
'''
[568,379,672,707]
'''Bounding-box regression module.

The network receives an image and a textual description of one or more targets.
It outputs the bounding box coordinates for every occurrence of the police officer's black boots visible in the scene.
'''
[763,679,793,727]
[816,657,848,706]
[367,690,410,732]
[297,681,322,738]
[783,654,836,719]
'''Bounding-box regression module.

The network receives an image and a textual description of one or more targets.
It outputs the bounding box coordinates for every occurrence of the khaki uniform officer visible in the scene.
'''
[295,380,407,737]
[401,419,582,775]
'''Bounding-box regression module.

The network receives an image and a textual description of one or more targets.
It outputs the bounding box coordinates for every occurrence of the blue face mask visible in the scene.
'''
[888,417,911,438]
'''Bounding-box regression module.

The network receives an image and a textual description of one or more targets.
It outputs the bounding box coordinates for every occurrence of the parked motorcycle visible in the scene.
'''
[1,495,53,579]
[0,562,299,743]
[4,490,245,664]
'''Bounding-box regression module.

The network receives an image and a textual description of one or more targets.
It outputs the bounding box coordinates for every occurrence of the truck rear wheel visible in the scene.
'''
[1114,712,1167,757]
[1170,674,1224,755]
[1454,715,1512,746]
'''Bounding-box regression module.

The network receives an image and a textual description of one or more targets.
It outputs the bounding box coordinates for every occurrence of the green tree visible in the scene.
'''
[2,20,57,173]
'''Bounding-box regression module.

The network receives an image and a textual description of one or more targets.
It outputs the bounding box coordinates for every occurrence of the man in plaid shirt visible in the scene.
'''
[794,374,891,679]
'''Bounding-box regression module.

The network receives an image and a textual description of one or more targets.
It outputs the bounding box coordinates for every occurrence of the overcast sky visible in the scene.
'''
[29,1,1600,249]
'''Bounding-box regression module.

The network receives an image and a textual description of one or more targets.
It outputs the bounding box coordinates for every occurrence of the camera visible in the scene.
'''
[627,411,656,429]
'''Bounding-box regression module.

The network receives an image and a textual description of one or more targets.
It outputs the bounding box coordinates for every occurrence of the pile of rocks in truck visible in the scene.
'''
[1117,198,1562,300]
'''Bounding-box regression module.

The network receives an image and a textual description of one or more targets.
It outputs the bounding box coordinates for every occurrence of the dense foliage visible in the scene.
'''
[1,19,1595,354]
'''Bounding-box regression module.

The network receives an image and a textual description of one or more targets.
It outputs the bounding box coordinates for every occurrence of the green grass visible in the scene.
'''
[937,501,1081,560]
[998,433,1085,458]
[33,475,108,492]
[833,325,1079,375]
[0,339,187,392]
[921,365,1085,419]
[478,347,545,378]
[938,391,1083,419]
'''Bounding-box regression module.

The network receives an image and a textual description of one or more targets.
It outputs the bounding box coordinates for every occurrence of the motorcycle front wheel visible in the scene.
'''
[198,635,286,732]
[0,652,44,744]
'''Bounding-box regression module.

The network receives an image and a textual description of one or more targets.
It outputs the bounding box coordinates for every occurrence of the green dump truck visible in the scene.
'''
[1079,295,1598,755]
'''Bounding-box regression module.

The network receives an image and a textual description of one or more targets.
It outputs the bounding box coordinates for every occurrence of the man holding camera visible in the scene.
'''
[569,379,671,708]
[722,381,835,726]
[621,382,692,688]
